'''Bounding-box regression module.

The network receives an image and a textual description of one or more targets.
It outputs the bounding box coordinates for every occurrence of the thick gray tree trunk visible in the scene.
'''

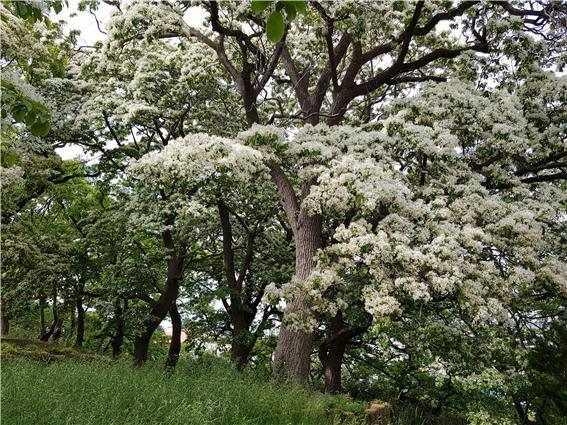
[272,213,321,383]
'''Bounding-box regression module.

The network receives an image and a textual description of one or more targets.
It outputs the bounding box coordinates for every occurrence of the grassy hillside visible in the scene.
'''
[1,353,365,425]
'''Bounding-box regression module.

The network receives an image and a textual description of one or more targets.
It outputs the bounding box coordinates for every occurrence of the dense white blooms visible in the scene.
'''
[133,77,565,335]
[0,166,24,188]
[129,133,267,186]
[107,0,184,44]
[240,86,566,331]
[304,156,411,215]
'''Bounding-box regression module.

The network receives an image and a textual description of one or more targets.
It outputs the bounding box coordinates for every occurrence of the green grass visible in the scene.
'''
[1,354,365,425]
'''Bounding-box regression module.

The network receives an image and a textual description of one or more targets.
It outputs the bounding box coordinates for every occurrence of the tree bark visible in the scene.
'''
[230,311,254,369]
[217,201,261,369]
[40,288,62,342]
[321,341,347,394]
[39,296,47,339]
[231,339,252,369]
[133,253,184,367]
[74,296,85,348]
[0,315,8,336]
[272,212,322,383]
[165,301,182,369]
[133,326,154,366]
[319,312,349,393]
[0,298,8,336]
[243,89,260,126]
[51,319,63,341]
[111,298,126,358]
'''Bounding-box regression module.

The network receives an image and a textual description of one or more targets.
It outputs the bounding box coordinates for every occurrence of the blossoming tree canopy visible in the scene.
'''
[129,133,267,189]
[130,84,564,331]
[97,0,566,129]
[0,0,70,136]
[236,82,565,323]
[126,132,270,252]
[3,1,567,422]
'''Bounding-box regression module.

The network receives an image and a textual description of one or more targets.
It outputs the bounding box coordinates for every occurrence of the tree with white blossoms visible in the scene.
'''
[38,2,250,367]
[127,70,564,388]
[0,0,89,224]
[0,0,71,137]
[101,0,566,383]
[42,0,567,385]
[260,72,563,395]
[127,133,271,366]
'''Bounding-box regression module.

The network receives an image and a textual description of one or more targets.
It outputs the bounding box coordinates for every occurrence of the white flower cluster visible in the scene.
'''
[304,156,411,215]
[129,133,267,188]
[237,124,287,163]
[0,166,24,189]
[234,114,565,330]
[107,0,184,45]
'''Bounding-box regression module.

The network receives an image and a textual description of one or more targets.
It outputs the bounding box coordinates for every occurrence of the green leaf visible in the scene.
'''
[24,110,39,127]
[294,1,308,14]
[283,2,297,20]
[14,2,29,19]
[11,104,28,123]
[30,120,51,137]
[52,1,63,14]
[266,10,285,43]
[251,0,271,14]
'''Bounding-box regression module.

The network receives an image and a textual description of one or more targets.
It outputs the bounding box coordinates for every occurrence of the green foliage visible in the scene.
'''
[1,80,51,136]
[6,0,66,21]
[266,10,285,43]
[0,0,71,136]
[250,1,309,42]
[250,1,271,14]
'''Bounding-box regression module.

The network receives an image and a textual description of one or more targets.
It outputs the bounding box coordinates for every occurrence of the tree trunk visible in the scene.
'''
[39,296,47,339]
[272,213,321,383]
[133,253,184,367]
[231,339,252,369]
[514,400,537,425]
[51,318,63,341]
[320,311,371,393]
[230,311,254,369]
[165,302,182,369]
[111,298,126,358]
[319,311,348,393]
[243,95,260,127]
[74,296,85,348]
[0,298,8,336]
[133,326,155,367]
[217,200,259,369]
[69,301,76,338]
[322,341,346,394]
[50,286,62,341]
[40,289,61,342]
[327,90,351,126]
[0,315,8,336]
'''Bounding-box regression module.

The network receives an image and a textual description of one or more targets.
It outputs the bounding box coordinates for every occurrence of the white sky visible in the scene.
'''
[56,0,114,45]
